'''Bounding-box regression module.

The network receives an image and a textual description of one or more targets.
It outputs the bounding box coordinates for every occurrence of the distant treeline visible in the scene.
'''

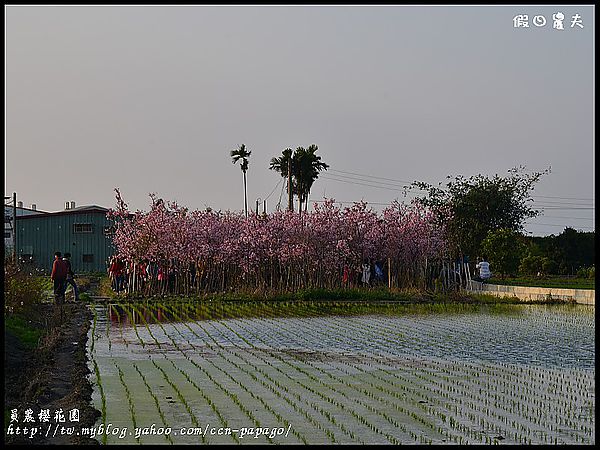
[520,228,595,276]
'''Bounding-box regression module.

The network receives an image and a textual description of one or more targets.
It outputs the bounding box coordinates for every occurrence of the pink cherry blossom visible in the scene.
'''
[108,189,448,294]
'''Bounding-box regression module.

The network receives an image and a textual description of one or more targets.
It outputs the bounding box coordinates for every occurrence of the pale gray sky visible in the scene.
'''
[5,5,595,236]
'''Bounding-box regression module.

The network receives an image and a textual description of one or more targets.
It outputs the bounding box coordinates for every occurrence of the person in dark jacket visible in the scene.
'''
[63,252,80,301]
[51,251,68,305]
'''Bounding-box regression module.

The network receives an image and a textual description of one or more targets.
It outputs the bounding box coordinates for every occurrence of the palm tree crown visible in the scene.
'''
[295,144,329,212]
[269,145,329,213]
[230,144,251,173]
[230,144,251,217]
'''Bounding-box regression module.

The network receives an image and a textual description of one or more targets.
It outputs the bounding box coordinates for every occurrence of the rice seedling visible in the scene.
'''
[161,302,339,443]
[91,358,107,445]
[90,305,98,354]
[115,362,139,443]
[132,363,174,444]
[87,301,594,445]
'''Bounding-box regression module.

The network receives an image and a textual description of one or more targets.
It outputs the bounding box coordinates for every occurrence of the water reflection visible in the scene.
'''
[108,304,175,326]
[105,300,524,326]
[96,302,594,370]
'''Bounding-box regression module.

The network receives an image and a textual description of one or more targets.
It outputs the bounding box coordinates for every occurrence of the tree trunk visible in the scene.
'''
[243,170,248,218]
[287,163,293,212]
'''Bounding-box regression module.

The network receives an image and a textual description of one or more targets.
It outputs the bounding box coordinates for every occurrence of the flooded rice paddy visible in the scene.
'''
[88,301,595,444]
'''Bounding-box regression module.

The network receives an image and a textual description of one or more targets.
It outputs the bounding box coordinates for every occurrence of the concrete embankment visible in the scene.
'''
[467,283,595,305]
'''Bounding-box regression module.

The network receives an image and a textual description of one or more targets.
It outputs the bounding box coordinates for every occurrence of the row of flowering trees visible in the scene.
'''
[107,189,449,296]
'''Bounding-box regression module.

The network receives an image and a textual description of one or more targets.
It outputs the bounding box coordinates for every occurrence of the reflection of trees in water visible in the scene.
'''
[109,304,172,325]
[104,300,526,328]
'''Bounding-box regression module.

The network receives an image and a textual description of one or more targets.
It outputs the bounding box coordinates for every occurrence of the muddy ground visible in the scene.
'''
[4,303,100,445]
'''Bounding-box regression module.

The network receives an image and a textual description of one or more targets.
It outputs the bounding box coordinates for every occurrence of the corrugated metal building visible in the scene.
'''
[15,204,115,273]
[5,203,48,249]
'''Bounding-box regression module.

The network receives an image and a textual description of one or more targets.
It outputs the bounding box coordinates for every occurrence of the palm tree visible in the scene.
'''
[269,145,329,214]
[296,144,329,213]
[230,144,251,217]
[269,148,295,211]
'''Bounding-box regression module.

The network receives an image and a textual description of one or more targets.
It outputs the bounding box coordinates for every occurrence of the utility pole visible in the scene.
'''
[287,158,293,212]
[13,192,17,263]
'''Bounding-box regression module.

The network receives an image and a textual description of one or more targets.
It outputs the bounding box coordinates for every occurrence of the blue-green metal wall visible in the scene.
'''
[15,211,115,273]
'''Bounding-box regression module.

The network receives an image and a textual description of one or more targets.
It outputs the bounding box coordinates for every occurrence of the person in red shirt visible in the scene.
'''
[108,256,125,292]
[51,251,68,305]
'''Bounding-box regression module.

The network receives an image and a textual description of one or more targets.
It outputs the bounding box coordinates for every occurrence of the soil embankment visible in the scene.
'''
[4,303,100,445]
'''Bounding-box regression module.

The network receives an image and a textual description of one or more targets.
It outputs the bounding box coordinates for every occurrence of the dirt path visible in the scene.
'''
[4,303,100,445]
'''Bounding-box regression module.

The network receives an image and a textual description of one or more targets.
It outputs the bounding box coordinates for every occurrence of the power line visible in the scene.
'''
[533,195,594,201]
[320,175,413,194]
[326,171,432,193]
[322,176,596,209]
[311,200,402,206]
[529,200,595,206]
[328,168,419,186]
[525,223,595,230]
[276,179,286,211]
[538,215,594,220]
[264,179,282,201]
[329,167,594,203]
[321,175,445,197]
[325,172,412,189]
[538,207,595,211]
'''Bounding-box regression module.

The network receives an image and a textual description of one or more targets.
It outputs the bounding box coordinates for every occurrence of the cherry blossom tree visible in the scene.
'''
[107,190,448,295]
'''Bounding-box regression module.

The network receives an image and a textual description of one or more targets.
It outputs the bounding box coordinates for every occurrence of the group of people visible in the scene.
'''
[107,257,185,295]
[50,251,79,305]
[343,259,386,287]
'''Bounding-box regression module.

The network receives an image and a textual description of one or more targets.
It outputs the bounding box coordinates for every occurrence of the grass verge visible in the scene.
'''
[4,315,44,350]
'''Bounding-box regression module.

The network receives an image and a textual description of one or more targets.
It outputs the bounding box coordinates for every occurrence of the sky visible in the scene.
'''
[5,5,595,236]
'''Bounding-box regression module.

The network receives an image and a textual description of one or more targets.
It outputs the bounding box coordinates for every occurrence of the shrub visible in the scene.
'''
[482,229,526,277]
[4,259,46,315]
[576,266,595,279]
[98,276,117,298]
[74,276,92,293]
[519,254,559,277]
[541,257,557,275]
[519,255,543,276]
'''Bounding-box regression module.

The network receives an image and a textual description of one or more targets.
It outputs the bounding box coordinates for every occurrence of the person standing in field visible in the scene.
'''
[63,252,80,302]
[475,256,492,283]
[51,251,68,305]
[108,256,125,292]
[361,259,371,286]
[157,262,166,294]
[374,261,384,283]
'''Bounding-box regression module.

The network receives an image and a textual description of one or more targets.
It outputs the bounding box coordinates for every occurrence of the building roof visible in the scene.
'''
[4,205,49,215]
[15,205,111,220]
[5,206,49,222]
[67,205,110,213]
